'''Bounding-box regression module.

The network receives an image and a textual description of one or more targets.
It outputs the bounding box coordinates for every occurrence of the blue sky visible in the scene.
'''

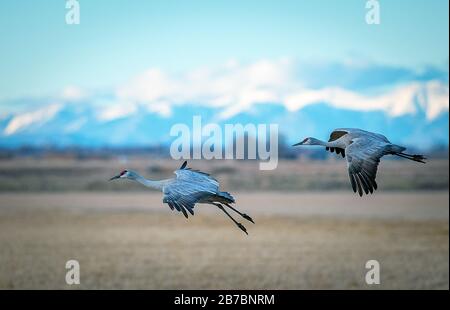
[0,0,448,101]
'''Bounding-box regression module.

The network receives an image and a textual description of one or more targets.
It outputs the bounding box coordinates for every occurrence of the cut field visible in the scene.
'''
[0,192,448,289]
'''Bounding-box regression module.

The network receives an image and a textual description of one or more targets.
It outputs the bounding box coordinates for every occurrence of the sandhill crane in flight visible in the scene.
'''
[293,128,426,196]
[109,161,254,234]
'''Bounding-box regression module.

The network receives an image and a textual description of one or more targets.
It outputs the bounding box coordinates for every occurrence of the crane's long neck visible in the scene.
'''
[309,137,338,147]
[133,174,166,191]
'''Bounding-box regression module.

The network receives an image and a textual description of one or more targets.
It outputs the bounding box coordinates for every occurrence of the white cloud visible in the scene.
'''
[60,86,86,101]
[114,59,449,120]
[116,69,177,103]
[5,60,446,133]
[285,81,448,120]
[4,103,61,135]
[145,101,172,118]
[96,101,137,122]
[420,80,449,120]
[116,59,300,118]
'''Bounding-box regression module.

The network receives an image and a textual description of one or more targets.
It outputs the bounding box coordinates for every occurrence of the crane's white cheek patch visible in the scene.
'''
[169,115,279,170]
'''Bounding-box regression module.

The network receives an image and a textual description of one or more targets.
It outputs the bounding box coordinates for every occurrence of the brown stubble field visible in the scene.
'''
[0,158,448,289]
[0,157,447,192]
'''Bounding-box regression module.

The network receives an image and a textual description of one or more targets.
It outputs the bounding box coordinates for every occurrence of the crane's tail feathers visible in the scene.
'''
[395,152,426,163]
[216,191,235,204]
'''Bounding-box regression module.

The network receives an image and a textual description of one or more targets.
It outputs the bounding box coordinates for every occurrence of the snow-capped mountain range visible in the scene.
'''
[0,93,447,150]
[0,60,448,150]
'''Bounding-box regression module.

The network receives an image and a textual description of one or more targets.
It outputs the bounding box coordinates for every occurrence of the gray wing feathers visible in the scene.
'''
[163,185,211,218]
[163,168,219,218]
[338,128,390,143]
[175,169,219,188]
[345,138,388,196]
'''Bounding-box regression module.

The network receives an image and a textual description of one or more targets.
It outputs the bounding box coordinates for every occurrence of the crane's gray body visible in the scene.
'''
[294,128,425,196]
[110,162,252,234]
[162,167,235,217]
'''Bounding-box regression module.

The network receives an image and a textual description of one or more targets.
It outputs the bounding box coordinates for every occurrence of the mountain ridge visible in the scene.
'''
[0,99,447,150]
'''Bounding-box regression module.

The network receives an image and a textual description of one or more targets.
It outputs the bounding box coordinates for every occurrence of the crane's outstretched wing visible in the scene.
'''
[163,184,214,218]
[345,138,388,196]
[326,129,348,158]
[174,166,219,188]
[162,162,219,218]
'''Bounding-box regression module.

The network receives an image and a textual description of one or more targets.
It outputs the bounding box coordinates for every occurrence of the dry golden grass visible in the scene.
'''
[0,192,448,290]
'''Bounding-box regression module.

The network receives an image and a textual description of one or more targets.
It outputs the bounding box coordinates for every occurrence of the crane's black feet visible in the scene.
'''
[412,155,426,163]
[242,213,255,224]
[237,223,248,235]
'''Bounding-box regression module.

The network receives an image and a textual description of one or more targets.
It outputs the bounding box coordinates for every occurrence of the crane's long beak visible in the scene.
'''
[109,175,120,181]
[292,141,304,146]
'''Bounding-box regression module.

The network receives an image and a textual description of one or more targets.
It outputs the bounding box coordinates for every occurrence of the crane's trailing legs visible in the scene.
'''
[224,203,254,223]
[212,203,249,235]
[394,152,426,163]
